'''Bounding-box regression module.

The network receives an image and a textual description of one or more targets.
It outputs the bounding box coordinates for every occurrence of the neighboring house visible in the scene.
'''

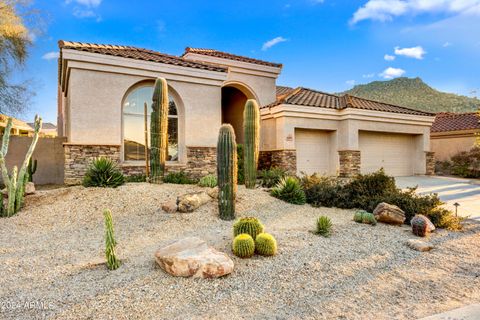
[0,114,34,136]
[431,112,480,161]
[58,41,436,185]
[28,122,58,137]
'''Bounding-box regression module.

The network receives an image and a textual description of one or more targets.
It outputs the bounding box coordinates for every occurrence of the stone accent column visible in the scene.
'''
[259,150,296,174]
[338,150,361,177]
[425,151,435,175]
[64,144,120,185]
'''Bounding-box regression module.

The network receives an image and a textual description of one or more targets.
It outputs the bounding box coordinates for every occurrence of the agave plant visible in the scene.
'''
[271,176,306,205]
[83,157,125,188]
[316,216,332,237]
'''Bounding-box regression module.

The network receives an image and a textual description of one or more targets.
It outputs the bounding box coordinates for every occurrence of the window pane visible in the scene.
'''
[168,118,178,161]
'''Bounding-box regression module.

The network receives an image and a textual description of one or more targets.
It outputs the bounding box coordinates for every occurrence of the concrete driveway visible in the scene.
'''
[396,176,480,219]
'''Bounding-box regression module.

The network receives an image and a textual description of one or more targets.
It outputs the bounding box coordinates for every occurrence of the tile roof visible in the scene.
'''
[184,47,283,68]
[431,112,480,133]
[276,85,295,96]
[0,114,34,131]
[58,41,227,73]
[267,87,433,116]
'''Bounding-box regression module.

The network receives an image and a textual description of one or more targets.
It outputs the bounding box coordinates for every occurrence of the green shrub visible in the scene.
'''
[428,207,463,231]
[232,233,255,258]
[104,209,120,270]
[125,174,146,183]
[301,174,342,207]
[271,176,306,205]
[233,217,265,239]
[237,144,245,185]
[315,216,332,237]
[163,171,197,184]
[450,147,480,178]
[258,167,287,188]
[83,157,125,188]
[198,174,217,187]
[255,233,277,256]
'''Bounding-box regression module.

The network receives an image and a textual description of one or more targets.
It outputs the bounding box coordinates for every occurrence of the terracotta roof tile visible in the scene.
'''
[276,86,294,96]
[431,112,480,132]
[59,41,227,72]
[184,47,283,68]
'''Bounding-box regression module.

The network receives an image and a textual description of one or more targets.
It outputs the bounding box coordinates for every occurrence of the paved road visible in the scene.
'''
[396,176,480,219]
[419,304,480,320]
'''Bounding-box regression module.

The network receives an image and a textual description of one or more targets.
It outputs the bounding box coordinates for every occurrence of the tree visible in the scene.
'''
[0,0,33,116]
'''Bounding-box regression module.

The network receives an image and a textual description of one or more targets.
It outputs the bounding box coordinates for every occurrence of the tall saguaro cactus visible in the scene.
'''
[243,99,260,189]
[0,115,42,217]
[150,77,169,183]
[217,124,237,220]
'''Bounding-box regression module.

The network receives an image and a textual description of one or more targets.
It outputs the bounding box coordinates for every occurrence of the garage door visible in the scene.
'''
[296,129,332,176]
[359,131,415,176]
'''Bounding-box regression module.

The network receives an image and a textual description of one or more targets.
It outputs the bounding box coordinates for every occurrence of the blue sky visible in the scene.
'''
[18,0,480,123]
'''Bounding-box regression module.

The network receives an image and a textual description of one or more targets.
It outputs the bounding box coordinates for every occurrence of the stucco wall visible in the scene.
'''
[431,134,477,161]
[226,71,277,107]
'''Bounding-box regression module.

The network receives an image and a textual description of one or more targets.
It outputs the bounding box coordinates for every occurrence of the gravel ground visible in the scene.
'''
[0,183,479,320]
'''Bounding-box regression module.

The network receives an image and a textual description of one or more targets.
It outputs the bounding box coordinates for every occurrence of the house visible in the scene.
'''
[28,122,58,137]
[57,41,436,185]
[431,112,480,161]
[0,114,34,136]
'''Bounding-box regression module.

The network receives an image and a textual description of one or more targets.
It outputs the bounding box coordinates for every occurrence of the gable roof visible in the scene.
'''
[58,41,227,73]
[184,47,283,68]
[431,112,480,133]
[267,86,433,116]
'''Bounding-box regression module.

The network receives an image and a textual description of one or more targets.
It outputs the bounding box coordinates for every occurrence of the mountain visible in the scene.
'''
[341,77,480,113]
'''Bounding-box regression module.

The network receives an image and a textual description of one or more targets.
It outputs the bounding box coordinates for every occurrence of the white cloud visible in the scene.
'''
[346,80,356,86]
[262,36,288,51]
[351,0,480,24]
[66,0,102,7]
[379,67,406,79]
[66,0,102,20]
[42,52,59,60]
[394,46,426,59]
[442,41,452,47]
[384,54,396,61]
[362,73,375,78]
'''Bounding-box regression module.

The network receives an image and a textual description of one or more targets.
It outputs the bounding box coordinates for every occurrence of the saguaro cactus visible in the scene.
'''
[104,209,120,270]
[0,115,42,217]
[217,124,237,220]
[243,99,260,189]
[150,77,169,184]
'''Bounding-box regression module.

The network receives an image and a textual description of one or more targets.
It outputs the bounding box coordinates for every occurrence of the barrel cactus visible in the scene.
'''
[150,77,169,184]
[233,217,265,239]
[354,210,376,226]
[232,233,255,258]
[243,99,260,189]
[217,124,237,220]
[411,215,429,237]
[255,233,277,256]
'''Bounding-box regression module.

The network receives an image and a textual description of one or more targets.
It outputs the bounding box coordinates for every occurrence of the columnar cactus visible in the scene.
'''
[243,99,260,189]
[411,215,429,237]
[217,124,237,220]
[232,233,255,258]
[104,209,120,270]
[0,116,42,217]
[150,77,169,184]
[27,158,37,182]
[233,217,265,239]
[255,233,277,256]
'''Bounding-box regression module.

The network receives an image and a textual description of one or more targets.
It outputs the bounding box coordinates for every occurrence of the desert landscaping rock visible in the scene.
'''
[374,202,406,225]
[2,182,35,197]
[0,183,478,319]
[406,239,434,252]
[207,186,219,199]
[154,237,234,278]
[411,214,436,232]
[161,200,177,213]
[177,191,212,212]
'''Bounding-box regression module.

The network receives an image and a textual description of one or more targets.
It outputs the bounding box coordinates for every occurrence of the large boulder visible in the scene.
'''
[177,191,212,213]
[373,202,406,225]
[411,214,435,232]
[154,237,234,278]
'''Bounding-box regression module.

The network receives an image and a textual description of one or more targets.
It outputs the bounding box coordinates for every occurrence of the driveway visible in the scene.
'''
[396,176,480,219]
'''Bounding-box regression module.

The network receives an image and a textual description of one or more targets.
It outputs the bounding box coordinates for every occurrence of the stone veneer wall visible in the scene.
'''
[64,144,121,185]
[259,150,296,174]
[338,150,361,177]
[425,151,435,175]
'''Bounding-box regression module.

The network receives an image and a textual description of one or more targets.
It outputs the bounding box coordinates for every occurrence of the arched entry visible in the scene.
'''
[221,82,257,144]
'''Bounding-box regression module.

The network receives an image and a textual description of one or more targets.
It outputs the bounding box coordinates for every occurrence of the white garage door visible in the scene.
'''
[296,129,332,176]
[359,131,415,176]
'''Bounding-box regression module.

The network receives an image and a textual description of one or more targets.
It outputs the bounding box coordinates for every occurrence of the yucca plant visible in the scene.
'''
[104,209,120,270]
[198,174,217,187]
[232,233,255,258]
[255,233,277,256]
[83,157,125,188]
[271,176,306,205]
[316,216,332,237]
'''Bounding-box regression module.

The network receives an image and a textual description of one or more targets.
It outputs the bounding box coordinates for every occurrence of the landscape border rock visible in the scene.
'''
[373,202,406,225]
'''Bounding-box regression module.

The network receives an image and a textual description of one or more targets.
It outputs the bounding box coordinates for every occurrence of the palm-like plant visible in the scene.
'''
[83,157,125,188]
[271,176,306,205]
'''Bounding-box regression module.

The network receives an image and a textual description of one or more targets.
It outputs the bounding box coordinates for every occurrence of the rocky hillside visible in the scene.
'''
[341,77,480,113]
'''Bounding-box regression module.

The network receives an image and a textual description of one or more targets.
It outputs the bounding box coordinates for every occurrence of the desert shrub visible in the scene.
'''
[435,160,452,175]
[428,207,463,231]
[258,167,287,188]
[198,174,217,187]
[237,144,245,185]
[450,147,480,178]
[301,174,342,207]
[163,171,197,184]
[255,233,277,256]
[125,174,146,183]
[315,216,332,237]
[83,157,125,188]
[233,217,265,239]
[271,176,306,205]
[232,234,255,258]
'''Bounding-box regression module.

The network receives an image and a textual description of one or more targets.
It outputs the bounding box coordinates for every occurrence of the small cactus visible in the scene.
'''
[233,217,265,239]
[243,99,260,189]
[27,158,37,182]
[255,233,277,256]
[104,209,120,270]
[316,216,332,237]
[217,124,237,220]
[354,210,377,226]
[411,215,429,237]
[232,233,255,258]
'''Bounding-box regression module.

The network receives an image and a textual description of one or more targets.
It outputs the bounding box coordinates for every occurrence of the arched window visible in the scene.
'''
[123,84,178,161]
